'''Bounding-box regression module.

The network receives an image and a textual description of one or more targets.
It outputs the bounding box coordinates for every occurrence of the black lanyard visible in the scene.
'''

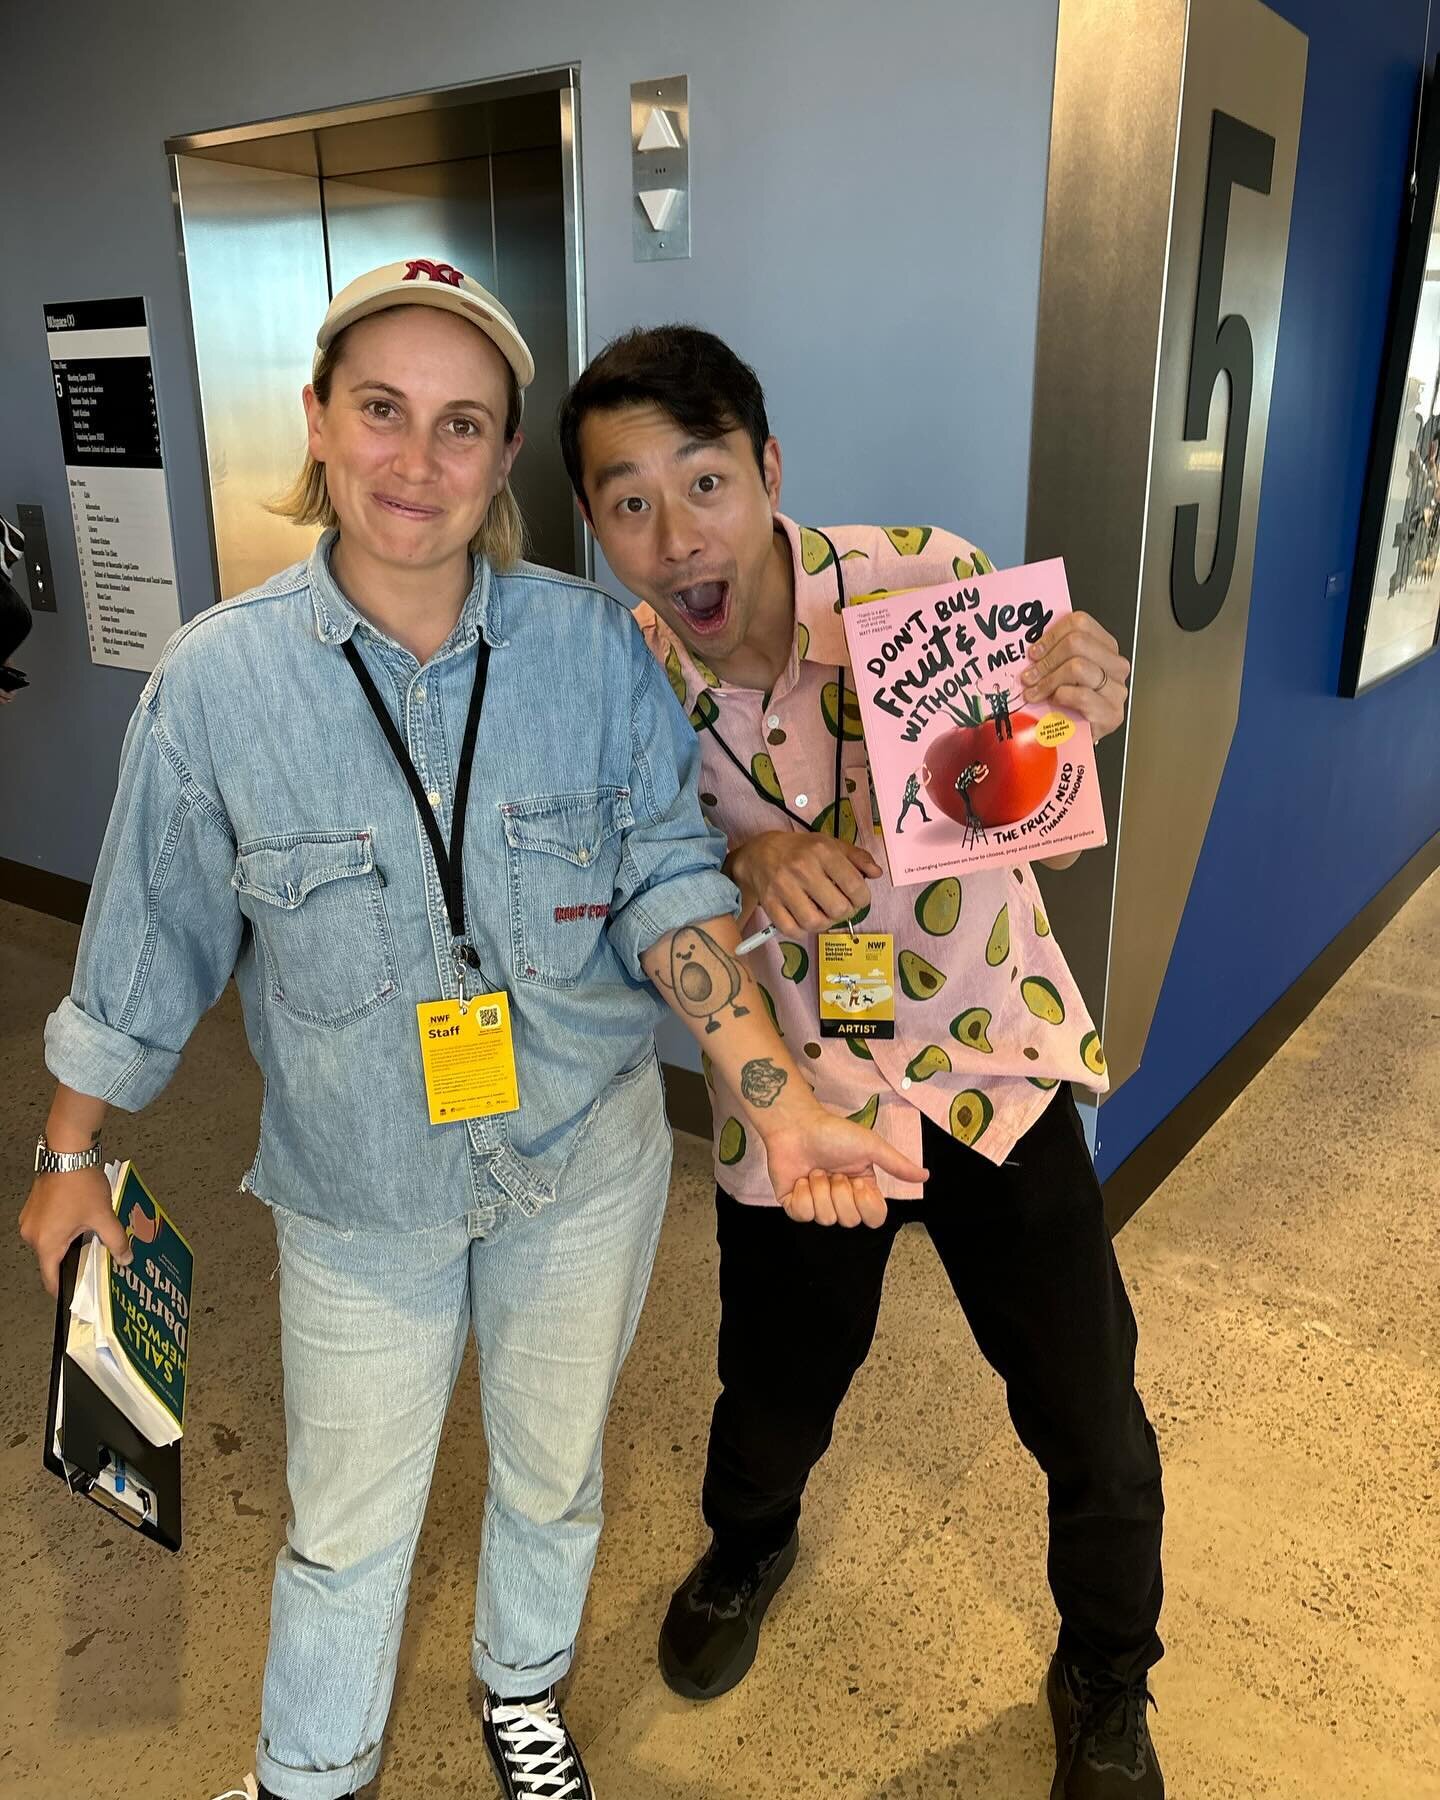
[343,635,490,966]
[700,526,848,837]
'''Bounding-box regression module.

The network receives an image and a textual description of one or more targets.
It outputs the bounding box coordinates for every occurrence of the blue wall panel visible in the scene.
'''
[1096,0,1440,1175]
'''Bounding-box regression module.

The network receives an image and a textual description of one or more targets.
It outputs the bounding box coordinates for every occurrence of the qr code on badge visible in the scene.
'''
[475,1005,500,1029]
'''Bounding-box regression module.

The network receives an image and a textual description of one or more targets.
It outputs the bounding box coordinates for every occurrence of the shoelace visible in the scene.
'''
[209,1781,257,1800]
[688,1548,768,1621]
[1066,1668,1157,1775]
[491,1697,584,1799]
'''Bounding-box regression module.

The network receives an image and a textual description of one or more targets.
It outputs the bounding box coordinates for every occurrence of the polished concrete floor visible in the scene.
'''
[2,878,1437,1799]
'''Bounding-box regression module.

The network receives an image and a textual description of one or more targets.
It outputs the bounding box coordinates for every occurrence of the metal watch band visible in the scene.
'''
[34,1133,104,1176]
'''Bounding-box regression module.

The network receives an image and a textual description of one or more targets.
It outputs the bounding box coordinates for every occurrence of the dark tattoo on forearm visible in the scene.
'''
[739,1058,788,1108]
[650,925,751,1036]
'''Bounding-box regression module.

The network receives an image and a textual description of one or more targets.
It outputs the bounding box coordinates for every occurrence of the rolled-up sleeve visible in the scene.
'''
[45,678,243,1110]
[606,634,740,979]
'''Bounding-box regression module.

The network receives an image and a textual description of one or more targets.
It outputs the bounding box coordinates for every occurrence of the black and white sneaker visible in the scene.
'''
[482,1689,594,1800]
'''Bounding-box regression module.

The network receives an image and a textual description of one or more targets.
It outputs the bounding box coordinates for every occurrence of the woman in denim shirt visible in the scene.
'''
[18,263,921,1800]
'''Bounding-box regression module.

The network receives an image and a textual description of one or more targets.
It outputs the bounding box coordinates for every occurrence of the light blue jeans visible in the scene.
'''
[253,1055,672,1800]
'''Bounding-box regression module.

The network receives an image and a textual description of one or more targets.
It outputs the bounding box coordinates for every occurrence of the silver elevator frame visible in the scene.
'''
[165,68,589,603]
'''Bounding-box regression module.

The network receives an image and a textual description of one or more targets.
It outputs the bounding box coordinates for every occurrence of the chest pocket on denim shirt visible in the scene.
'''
[232,828,398,1027]
[501,787,633,987]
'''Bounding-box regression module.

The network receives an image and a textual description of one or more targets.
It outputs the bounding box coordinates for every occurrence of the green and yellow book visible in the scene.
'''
[66,1163,193,1447]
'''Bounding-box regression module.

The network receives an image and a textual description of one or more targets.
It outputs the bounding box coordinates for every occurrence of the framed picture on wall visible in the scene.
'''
[1342,54,1440,695]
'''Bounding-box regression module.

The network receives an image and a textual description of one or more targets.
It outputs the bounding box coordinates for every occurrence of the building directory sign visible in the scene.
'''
[45,297,182,672]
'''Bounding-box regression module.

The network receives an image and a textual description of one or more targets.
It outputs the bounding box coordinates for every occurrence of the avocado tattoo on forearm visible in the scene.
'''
[651,925,751,1035]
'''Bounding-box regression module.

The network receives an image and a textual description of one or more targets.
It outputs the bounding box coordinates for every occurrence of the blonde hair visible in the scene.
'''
[269,316,527,571]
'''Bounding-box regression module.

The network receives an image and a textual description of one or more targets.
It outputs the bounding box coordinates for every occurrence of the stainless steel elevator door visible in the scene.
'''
[323,158,499,294]
[323,147,575,574]
[172,77,583,601]
[491,145,573,580]
[174,156,330,600]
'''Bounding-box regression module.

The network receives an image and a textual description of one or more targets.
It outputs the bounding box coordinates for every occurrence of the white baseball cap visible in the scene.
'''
[316,258,535,390]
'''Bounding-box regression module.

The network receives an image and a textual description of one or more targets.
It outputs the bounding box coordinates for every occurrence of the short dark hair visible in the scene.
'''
[558,324,770,509]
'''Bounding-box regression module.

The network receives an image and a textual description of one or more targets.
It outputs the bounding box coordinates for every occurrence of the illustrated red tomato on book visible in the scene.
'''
[920,704,1058,829]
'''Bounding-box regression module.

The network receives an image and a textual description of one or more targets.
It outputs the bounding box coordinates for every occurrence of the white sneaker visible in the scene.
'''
[210,1779,257,1800]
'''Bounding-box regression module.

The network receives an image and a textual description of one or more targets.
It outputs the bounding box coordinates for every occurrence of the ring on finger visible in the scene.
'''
[1094,667,1109,693]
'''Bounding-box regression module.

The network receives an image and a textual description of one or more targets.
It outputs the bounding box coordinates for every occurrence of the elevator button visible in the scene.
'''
[638,188,682,233]
[637,106,681,153]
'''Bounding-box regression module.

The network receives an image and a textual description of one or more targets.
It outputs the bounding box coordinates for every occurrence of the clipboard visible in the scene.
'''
[43,1239,182,1552]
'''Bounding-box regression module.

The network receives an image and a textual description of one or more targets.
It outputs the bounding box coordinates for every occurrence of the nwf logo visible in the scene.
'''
[403,259,465,287]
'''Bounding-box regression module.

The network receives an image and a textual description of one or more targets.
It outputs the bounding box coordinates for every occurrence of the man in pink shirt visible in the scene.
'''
[560,329,1165,1799]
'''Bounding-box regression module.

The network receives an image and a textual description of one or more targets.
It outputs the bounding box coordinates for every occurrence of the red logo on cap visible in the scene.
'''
[403,259,465,287]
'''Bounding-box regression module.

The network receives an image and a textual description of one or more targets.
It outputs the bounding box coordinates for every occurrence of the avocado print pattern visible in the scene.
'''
[664,644,687,706]
[718,1118,747,1165]
[915,878,961,935]
[810,797,858,843]
[1022,977,1065,1025]
[950,1007,994,1054]
[751,753,784,804]
[799,526,835,575]
[821,680,865,741]
[906,1045,952,1081]
[633,515,1106,1202]
[883,526,933,556]
[898,950,946,1000]
[949,1089,994,1145]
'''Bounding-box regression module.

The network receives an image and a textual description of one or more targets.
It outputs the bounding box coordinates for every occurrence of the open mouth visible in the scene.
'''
[672,580,731,636]
[373,493,442,521]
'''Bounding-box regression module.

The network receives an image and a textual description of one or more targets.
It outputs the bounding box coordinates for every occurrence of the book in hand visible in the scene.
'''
[839,557,1108,884]
[44,1162,191,1551]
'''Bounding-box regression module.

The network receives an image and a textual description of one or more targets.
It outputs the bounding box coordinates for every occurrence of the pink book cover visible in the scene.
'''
[840,558,1108,884]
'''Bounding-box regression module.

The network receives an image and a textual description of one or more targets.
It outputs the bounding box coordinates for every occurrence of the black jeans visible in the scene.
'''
[703,1086,1165,1680]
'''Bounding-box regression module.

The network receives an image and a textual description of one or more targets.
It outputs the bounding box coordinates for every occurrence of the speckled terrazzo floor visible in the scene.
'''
[1,877,1436,1799]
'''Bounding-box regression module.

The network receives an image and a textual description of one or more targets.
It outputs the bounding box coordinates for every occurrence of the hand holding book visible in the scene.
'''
[1019,610,1131,739]
[42,1161,192,1549]
[20,1133,133,1300]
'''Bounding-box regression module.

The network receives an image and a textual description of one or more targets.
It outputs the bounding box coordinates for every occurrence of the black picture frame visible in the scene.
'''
[1341,54,1440,695]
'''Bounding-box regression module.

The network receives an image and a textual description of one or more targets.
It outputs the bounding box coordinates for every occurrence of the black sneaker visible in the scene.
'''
[1046,1655,1164,1798]
[658,1528,799,1700]
[482,1688,593,1800]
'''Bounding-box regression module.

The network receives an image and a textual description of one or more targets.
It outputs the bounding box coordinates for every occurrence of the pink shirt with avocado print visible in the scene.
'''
[635,515,1109,1204]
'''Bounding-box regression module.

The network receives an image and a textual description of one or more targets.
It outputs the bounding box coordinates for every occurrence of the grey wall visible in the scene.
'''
[0,0,1059,884]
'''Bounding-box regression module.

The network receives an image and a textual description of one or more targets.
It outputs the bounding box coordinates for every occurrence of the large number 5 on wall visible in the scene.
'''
[1172,111,1279,632]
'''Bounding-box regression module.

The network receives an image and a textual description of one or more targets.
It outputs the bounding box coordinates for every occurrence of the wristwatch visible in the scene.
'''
[34,1132,104,1176]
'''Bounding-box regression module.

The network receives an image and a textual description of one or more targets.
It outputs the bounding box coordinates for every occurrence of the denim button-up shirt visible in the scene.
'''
[45,533,738,1231]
